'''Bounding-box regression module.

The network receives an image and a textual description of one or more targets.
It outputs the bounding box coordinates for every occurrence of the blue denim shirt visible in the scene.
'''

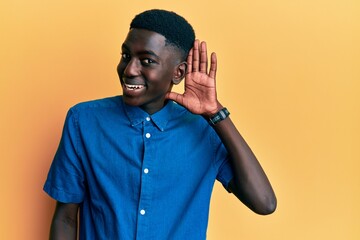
[44,96,233,240]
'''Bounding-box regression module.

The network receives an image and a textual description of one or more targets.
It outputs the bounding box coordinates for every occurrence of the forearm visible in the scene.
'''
[49,202,79,240]
[211,112,276,214]
[50,217,77,240]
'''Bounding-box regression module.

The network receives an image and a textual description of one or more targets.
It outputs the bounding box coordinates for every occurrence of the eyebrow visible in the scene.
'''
[122,43,160,58]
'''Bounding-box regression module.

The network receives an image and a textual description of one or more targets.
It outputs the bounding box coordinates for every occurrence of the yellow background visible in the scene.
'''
[1,0,359,239]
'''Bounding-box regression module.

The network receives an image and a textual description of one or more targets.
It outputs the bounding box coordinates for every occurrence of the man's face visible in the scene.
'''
[117,28,182,114]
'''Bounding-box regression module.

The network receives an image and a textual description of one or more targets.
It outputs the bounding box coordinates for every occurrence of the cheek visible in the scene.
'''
[117,60,127,68]
[116,63,122,75]
[155,66,176,83]
[145,70,172,85]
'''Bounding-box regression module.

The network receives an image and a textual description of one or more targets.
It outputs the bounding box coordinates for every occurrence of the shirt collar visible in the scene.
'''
[122,97,177,131]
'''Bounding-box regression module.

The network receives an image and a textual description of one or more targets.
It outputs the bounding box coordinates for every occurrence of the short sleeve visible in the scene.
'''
[216,156,234,192]
[43,108,85,203]
[211,130,234,191]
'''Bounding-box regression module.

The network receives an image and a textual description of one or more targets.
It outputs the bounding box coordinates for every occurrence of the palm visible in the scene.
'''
[180,71,216,115]
[166,40,220,116]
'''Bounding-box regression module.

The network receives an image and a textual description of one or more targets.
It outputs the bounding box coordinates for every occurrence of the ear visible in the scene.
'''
[172,62,187,85]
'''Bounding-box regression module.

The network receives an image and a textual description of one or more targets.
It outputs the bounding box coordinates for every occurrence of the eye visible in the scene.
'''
[121,53,130,61]
[141,58,156,65]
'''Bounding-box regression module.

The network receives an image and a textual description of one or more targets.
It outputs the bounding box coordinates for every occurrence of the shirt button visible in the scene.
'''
[144,168,149,174]
[140,209,146,215]
[146,117,151,121]
[145,133,151,138]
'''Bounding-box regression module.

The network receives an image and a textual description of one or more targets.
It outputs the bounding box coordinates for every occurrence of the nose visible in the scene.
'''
[123,58,140,77]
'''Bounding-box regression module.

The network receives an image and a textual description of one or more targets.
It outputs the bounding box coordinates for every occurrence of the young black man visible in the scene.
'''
[44,9,276,240]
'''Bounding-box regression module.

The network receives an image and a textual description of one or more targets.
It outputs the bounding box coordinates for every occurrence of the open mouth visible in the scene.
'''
[124,83,145,90]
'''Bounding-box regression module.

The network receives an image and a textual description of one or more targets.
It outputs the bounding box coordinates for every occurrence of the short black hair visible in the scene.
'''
[130,9,195,60]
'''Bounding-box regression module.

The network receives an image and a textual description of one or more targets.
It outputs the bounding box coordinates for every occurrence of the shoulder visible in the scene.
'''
[70,96,122,112]
[65,96,125,124]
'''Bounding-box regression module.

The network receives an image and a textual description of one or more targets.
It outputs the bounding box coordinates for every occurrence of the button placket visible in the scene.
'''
[138,118,154,225]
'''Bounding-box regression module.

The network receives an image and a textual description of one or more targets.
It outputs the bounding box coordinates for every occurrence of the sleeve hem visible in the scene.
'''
[43,183,84,203]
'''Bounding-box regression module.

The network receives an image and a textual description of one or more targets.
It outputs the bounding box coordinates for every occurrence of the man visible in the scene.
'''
[44,9,276,240]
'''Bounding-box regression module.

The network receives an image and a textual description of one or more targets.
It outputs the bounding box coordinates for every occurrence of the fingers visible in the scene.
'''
[191,40,207,73]
[187,40,217,78]
[200,41,208,73]
[187,48,193,74]
[192,40,200,72]
[209,52,217,79]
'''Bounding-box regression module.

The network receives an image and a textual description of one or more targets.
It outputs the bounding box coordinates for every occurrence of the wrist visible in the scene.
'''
[208,107,230,126]
[202,102,223,119]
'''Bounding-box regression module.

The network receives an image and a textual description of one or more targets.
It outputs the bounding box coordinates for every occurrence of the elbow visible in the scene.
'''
[229,180,277,215]
[255,195,277,215]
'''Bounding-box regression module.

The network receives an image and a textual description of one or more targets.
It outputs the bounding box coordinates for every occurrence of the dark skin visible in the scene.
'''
[118,29,186,114]
[49,202,78,239]
[49,29,276,240]
[166,39,277,214]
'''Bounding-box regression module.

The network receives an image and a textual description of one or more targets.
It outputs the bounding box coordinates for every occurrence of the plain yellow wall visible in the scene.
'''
[1,0,359,239]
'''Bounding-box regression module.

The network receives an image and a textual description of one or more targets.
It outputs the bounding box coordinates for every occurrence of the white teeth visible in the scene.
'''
[124,84,145,90]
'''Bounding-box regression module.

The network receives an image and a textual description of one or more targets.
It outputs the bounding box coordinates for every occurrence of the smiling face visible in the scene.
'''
[117,28,185,114]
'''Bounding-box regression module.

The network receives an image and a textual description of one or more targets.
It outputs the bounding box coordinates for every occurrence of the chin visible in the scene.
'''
[122,95,142,107]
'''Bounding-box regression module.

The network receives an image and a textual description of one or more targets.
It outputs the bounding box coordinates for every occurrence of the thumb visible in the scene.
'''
[165,92,184,105]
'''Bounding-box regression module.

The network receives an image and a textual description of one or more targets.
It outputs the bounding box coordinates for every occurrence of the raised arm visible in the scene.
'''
[49,202,79,240]
[212,116,277,215]
[166,40,276,215]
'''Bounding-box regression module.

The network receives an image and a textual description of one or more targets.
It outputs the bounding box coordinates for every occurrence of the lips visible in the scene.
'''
[124,83,145,90]
[121,77,146,97]
[121,76,145,89]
